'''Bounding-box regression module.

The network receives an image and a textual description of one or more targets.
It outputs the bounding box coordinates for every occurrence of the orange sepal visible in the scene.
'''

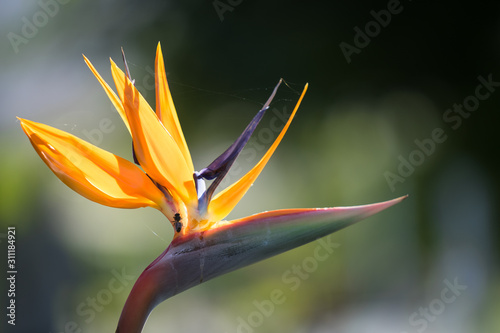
[19,118,165,210]
[109,59,197,204]
[155,42,194,172]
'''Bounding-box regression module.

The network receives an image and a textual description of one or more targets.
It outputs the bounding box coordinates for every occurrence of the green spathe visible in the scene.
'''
[116,195,407,333]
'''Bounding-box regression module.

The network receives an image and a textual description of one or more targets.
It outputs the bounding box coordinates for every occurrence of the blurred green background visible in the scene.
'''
[1,1,499,332]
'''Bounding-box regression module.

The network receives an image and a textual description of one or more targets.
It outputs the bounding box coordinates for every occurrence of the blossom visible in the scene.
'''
[19,43,407,333]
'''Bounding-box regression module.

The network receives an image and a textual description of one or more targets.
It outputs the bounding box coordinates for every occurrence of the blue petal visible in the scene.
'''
[196,79,283,212]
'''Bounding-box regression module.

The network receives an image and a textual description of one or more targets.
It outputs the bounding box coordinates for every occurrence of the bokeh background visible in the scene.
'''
[1,1,499,332]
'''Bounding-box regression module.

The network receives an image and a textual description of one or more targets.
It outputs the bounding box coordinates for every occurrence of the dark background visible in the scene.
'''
[1,1,499,332]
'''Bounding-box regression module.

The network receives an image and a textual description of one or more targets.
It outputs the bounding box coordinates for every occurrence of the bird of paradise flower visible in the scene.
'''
[18,43,407,333]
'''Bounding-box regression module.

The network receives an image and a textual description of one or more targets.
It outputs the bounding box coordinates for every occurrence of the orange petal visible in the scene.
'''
[208,83,308,221]
[83,55,131,134]
[109,59,197,204]
[155,42,194,172]
[18,118,165,210]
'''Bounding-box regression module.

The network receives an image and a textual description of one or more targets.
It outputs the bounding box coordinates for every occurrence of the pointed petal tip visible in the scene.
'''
[18,117,33,133]
[18,117,27,132]
[82,55,94,68]
[359,194,408,215]
[82,54,92,67]
[156,42,164,60]
[397,194,409,201]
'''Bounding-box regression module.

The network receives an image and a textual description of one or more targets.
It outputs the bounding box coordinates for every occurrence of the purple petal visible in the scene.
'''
[198,79,283,180]
[195,80,283,212]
